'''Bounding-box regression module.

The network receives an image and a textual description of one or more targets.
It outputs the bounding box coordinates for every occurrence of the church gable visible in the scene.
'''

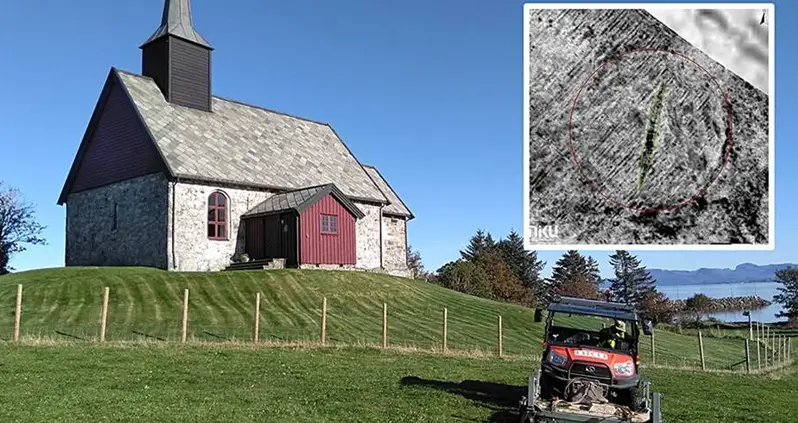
[58,70,168,204]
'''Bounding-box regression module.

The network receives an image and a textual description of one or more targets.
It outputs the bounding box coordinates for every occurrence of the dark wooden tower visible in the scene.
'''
[140,0,213,112]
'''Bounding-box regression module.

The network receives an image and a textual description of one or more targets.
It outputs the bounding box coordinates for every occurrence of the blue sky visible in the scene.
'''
[0,0,794,278]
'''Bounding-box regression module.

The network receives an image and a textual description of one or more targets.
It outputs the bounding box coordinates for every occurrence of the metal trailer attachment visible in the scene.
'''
[518,371,663,423]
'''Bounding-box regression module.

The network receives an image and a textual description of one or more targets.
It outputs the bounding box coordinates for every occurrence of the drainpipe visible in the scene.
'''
[170,179,178,270]
[404,216,409,270]
[378,204,384,270]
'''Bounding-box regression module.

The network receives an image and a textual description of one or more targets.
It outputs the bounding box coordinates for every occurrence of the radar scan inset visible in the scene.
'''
[525,7,771,248]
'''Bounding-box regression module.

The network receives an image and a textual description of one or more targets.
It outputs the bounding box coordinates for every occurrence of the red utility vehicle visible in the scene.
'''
[518,296,663,423]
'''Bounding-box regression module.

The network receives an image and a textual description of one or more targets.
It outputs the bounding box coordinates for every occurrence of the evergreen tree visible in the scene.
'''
[607,250,657,306]
[497,229,546,302]
[546,250,600,301]
[460,229,497,262]
[586,256,602,286]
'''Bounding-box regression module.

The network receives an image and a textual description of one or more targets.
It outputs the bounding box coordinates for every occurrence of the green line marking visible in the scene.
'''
[637,80,668,193]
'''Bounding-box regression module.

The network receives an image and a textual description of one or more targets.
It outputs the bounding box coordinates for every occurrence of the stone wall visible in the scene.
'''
[355,202,381,269]
[382,215,409,275]
[168,182,273,271]
[167,183,398,273]
[65,173,168,268]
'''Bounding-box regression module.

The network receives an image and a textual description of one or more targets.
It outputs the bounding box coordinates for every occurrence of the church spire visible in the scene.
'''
[140,0,213,112]
[142,0,212,49]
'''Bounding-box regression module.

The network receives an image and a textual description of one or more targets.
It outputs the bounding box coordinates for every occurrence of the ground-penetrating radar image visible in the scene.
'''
[525,6,771,248]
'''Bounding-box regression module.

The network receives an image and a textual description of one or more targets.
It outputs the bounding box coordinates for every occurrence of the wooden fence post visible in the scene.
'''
[772,334,776,366]
[13,284,22,343]
[254,293,261,343]
[382,302,387,348]
[650,330,656,366]
[498,315,503,358]
[698,330,706,371]
[756,337,761,370]
[442,308,448,352]
[785,337,789,362]
[745,339,751,374]
[781,336,786,364]
[321,297,327,345]
[100,286,110,342]
[181,289,189,343]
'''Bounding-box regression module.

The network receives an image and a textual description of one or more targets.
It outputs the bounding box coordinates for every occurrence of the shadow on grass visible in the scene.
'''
[400,376,524,423]
[55,331,86,341]
[132,330,166,341]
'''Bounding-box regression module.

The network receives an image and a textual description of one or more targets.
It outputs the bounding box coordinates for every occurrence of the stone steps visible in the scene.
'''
[224,258,286,271]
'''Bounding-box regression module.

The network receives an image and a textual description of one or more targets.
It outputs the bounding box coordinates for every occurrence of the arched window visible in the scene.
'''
[207,191,228,240]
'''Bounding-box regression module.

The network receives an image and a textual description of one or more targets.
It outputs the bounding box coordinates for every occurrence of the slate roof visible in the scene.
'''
[115,69,388,204]
[362,165,413,218]
[241,183,365,219]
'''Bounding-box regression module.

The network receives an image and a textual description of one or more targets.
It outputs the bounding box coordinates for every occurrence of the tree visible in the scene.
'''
[557,274,601,300]
[436,260,493,299]
[406,245,425,279]
[586,256,602,286]
[607,250,657,306]
[476,251,526,303]
[459,229,497,262]
[684,293,712,322]
[546,250,600,301]
[637,289,675,324]
[497,229,545,304]
[0,182,46,274]
[773,267,798,324]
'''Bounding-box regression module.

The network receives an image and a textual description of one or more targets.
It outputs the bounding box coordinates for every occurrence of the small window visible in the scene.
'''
[208,191,229,240]
[112,202,118,230]
[321,214,338,234]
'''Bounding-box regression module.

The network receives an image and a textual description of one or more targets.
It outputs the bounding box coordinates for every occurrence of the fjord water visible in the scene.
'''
[658,282,786,323]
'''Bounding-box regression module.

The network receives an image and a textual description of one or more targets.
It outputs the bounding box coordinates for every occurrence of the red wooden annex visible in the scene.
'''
[241,183,364,267]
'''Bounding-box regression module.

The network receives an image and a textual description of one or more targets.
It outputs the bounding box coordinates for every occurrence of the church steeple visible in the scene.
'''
[140,0,213,112]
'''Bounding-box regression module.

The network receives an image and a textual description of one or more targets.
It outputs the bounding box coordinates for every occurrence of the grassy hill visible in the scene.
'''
[0,267,757,368]
[0,343,795,423]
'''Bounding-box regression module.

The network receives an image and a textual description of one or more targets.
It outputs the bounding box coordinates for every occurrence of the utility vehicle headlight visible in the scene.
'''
[613,361,635,376]
[548,351,567,367]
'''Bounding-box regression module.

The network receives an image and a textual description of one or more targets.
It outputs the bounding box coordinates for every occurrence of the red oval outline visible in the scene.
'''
[567,48,735,213]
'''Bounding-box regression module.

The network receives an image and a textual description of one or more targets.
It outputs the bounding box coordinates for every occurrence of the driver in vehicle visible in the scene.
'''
[599,319,630,349]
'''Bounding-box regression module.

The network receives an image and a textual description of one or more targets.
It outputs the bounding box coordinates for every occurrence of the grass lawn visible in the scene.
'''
[0,267,760,369]
[0,343,795,423]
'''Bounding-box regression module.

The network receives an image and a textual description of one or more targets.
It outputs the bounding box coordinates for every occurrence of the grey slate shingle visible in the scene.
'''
[242,183,365,219]
[362,165,413,218]
[115,70,388,204]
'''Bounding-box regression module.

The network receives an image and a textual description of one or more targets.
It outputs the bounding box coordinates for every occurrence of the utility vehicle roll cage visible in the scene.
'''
[535,296,653,338]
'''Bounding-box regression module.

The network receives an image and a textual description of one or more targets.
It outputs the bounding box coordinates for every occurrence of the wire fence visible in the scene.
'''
[2,283,794,373]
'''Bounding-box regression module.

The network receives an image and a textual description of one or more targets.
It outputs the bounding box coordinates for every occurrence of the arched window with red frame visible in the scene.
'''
[207,191,229,240]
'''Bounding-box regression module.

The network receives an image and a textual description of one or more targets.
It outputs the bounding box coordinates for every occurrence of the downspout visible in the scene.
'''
[296,213,301,268]
[378,205,384,270]
[170,178,178,270]
[404,216,409,270]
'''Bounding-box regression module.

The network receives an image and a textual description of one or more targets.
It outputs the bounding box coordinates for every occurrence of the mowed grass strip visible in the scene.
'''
[0,267,759,367]
[0,343,795,423]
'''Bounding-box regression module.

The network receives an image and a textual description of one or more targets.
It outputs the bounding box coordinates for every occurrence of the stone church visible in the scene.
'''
[58,0,413,276]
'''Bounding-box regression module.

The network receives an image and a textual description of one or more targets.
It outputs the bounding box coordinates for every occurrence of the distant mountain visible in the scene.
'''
[644,263,797,286]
